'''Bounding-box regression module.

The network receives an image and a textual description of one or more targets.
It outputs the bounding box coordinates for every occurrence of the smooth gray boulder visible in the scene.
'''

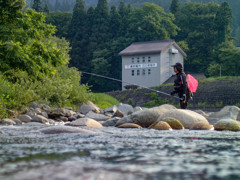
[11,118,23,125]
[40,126,100,134]
[102,117,121,127]
[79,101,100,115]
[207,106,240,125]
[18,114,32,123]
[32,115,49,124]
[149,104,176,114]
[66,118,103,127]
[116,103,134,116]
[85,111,111,121]
[159,109,211,130]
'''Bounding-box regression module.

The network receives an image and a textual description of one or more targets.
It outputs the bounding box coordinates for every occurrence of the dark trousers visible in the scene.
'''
[180,100,188,109]
[178,91,188,109]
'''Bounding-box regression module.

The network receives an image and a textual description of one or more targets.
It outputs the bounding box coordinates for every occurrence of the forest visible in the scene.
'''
[39,0,240,92]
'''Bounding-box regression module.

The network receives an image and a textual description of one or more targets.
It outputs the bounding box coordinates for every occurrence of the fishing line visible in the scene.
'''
[79,71,181,100]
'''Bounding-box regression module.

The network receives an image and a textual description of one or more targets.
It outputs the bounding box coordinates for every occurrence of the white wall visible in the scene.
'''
[122,54,161,90]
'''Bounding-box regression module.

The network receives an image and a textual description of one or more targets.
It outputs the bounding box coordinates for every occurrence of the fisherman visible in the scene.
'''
[170,62,190,109]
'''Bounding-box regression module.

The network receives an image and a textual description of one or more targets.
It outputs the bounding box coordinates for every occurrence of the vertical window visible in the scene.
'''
[132,57,134,63]
[148,56,151,62]
[132,70,134,76]
[137,57,140,63]
[142,69,145,75]
[148,69,151,75]
[137,69,140,76]
[142,57,145,63]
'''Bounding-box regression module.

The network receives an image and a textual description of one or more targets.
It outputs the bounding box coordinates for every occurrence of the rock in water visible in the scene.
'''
[160,117,184,130]
[66,118,103,127]
[214,119,240,131]
[0,119,16,125]
[149,121,172,130]
[159,109,211,130]
[40,126,100,134]
[118,123,142,128]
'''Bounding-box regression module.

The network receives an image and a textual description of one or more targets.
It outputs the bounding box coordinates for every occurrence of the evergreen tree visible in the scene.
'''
[62,0,71,12]
[109,6,121,38]
[32,0,42,12]
[68,0,89,74]
[170,0,180,14]
[215,2,232,44]
[43,4,49,14]
[90,0,110,50]
[54,0,61,11]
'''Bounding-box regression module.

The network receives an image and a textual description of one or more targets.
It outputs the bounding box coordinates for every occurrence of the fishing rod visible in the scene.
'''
[79,70,181,100]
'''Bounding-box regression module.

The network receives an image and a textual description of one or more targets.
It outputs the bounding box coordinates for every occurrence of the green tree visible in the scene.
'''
[170,0,180,14]
[127,3,178,41]
[43,4,50,14]
[215,2,232,44]
[89,0,110,50]
[0,8,68,79]
[32,0,42,12]
[175,2,220,72]
[68,0,89,73]
[45,11,72,38]
[109,6,121,38]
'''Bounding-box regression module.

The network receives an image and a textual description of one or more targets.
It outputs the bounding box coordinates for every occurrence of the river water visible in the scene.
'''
[0,125,240,180]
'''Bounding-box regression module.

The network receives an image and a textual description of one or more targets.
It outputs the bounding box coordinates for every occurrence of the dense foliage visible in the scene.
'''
[0,0,93,118]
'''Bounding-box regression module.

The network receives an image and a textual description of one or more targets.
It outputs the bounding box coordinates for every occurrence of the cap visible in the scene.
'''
[171,62,183,71]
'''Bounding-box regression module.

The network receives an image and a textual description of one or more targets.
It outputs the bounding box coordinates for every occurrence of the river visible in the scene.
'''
[0,125,240,180]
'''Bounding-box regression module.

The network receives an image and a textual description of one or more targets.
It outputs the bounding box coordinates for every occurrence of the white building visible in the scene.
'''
[119,39,187,90]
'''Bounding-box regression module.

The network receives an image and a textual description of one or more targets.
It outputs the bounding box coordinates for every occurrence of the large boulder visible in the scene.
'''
[159,109,211,130]
[116,109,161,128]
[85,111,111,121]
[66,118,103,127]
[149,104,176,114]
[40,126,100,134]
[214,118,240,131]
[79,101,100,115]
[207,106,240,125]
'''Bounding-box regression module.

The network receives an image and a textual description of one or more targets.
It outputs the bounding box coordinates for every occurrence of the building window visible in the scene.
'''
[137,69,140,76]
[137,57,140,63]
[148,56,151,62]
[142,57,145,63]
[142,69,145,75]
[148,69,151,75]
[132,70,134,76]
[132,57,134,63]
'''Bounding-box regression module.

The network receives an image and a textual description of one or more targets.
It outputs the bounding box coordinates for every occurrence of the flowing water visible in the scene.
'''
[0,125,240,180]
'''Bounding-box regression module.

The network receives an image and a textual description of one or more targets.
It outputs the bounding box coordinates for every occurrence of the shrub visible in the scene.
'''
[91,93,119,109]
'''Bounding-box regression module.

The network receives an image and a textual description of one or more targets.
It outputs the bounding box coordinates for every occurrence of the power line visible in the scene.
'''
[79,71,181,100]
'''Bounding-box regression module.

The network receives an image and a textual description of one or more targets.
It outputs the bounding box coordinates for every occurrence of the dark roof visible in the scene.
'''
[118,39,187,56]
[163,73,206,84]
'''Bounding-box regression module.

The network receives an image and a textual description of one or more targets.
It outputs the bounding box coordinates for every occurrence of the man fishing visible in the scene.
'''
[170,62,189,109]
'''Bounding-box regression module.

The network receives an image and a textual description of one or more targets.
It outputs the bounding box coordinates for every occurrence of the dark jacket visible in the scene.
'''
[171,72,188,100]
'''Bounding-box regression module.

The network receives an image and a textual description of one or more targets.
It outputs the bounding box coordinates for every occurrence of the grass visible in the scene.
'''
[198,76,240,83]
[91,93,120,109]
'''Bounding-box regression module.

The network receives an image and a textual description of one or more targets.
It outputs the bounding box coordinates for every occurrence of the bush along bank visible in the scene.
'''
[108,77,240,111]
[1,102,240,132]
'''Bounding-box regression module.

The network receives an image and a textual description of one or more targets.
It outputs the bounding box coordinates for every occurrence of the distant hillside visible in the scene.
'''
[25,0,240,45]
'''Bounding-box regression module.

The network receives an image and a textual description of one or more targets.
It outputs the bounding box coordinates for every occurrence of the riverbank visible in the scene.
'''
[108,77,240,111]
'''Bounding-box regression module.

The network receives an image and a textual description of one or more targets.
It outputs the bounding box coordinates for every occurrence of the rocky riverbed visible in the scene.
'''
[1,102,240,179]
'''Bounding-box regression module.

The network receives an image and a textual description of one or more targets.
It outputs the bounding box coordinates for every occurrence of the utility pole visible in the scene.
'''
[220,65,222,77]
